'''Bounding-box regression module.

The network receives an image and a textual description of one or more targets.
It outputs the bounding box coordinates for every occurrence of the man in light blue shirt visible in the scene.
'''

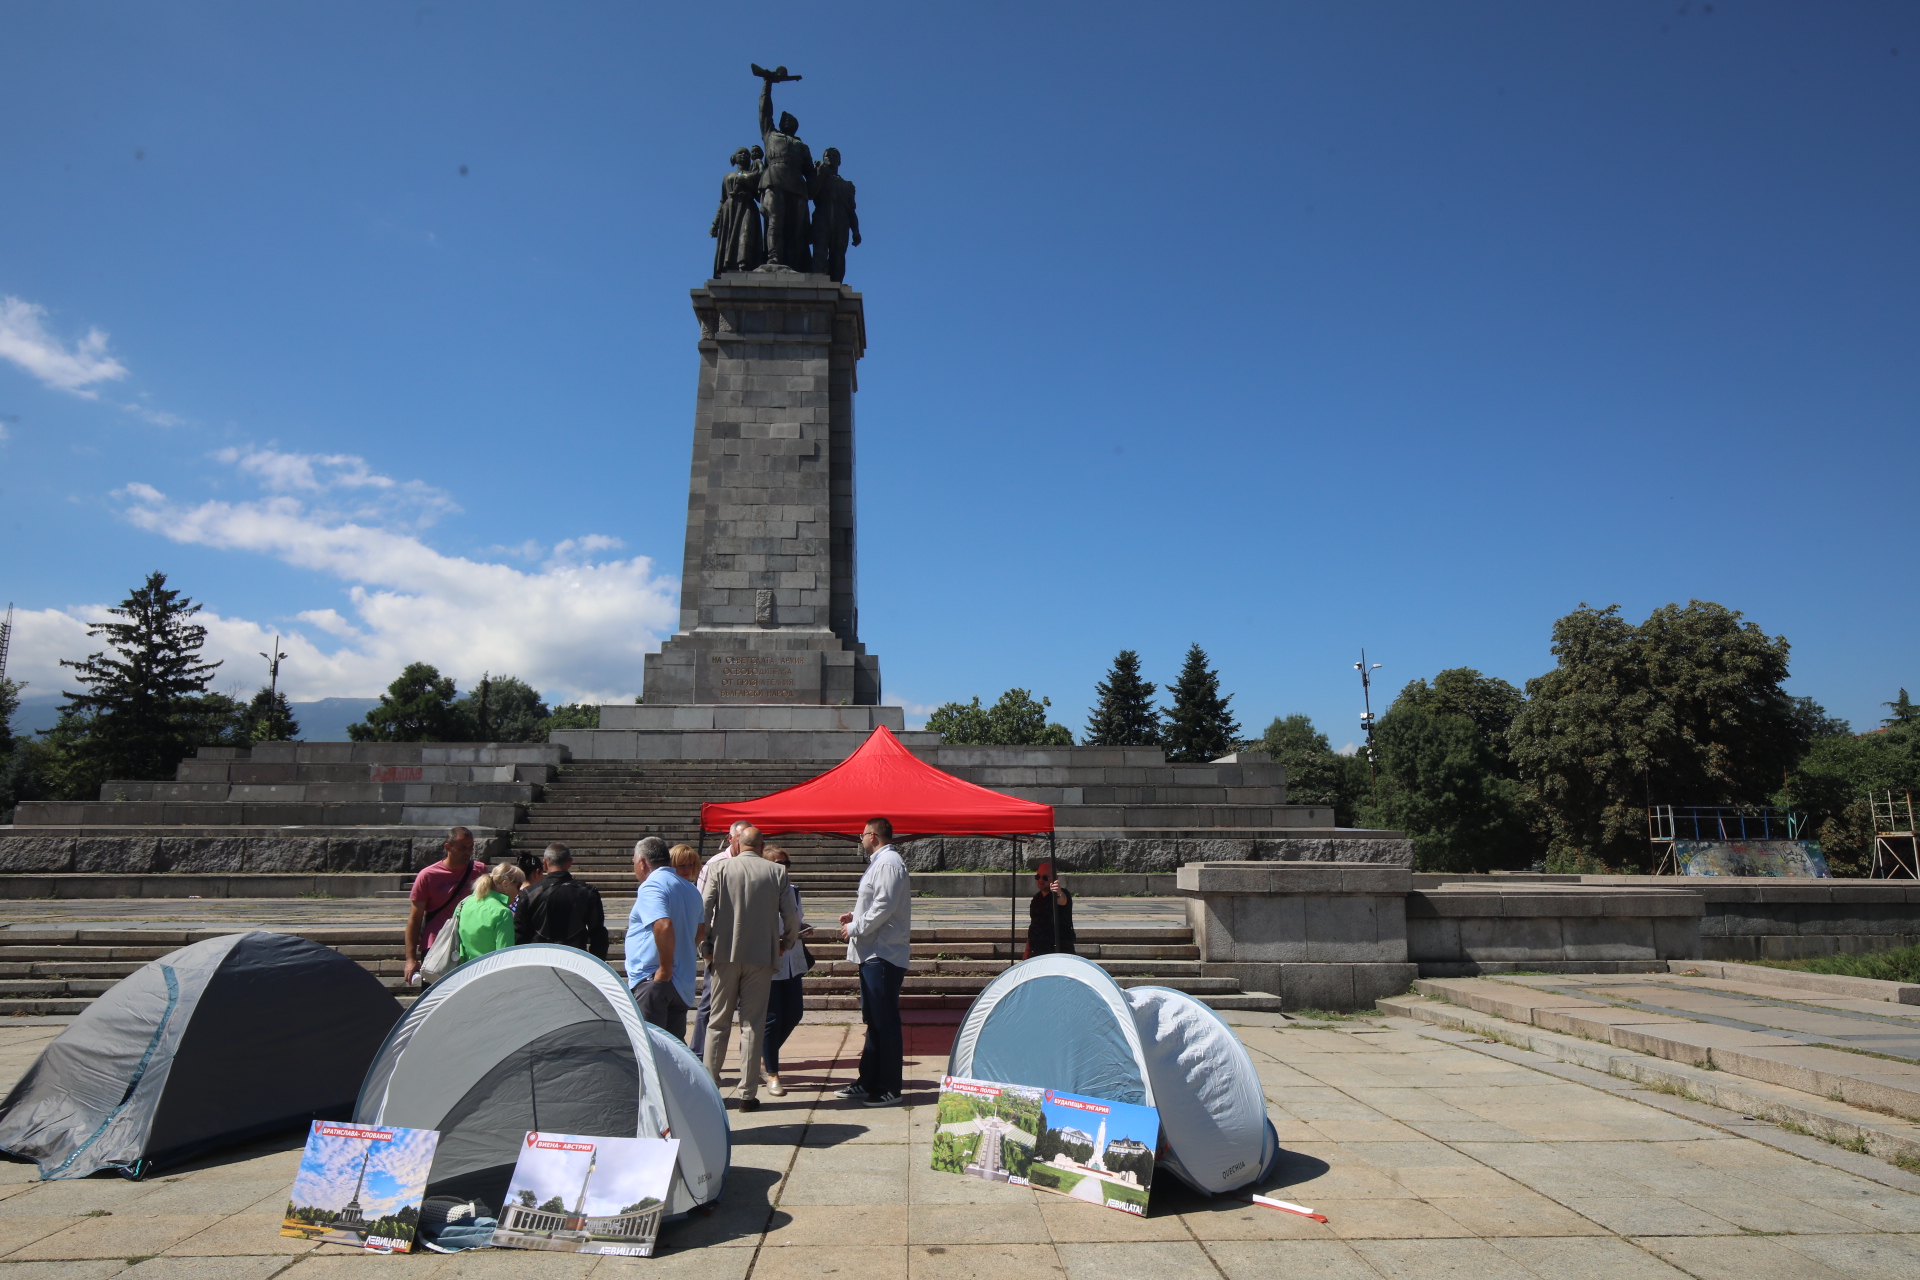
[833,817,910,1106]
[627,836,703,1040]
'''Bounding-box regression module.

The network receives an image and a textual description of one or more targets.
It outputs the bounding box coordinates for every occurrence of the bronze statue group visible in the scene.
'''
[711,65,860,283]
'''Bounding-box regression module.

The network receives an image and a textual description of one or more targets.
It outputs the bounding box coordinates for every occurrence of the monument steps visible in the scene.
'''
[0,924,1278,1016]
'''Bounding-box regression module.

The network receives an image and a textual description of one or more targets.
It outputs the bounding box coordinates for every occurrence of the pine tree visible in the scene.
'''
[1083,650,1161,746]
[1162,643,1240,763]
[1885,689,1919,729]
[58,572,224,782]
[239,687,302,743]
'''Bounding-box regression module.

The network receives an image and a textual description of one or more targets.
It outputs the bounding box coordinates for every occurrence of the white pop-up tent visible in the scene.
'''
[353,945,727,1217]
[948,953,1278,1195]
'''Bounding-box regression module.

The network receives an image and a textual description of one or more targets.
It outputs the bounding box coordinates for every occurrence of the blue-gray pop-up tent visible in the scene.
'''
[0,931,401,1179]
[948,953,1278,1195]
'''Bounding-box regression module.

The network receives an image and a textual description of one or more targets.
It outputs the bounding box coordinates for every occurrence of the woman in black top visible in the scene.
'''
[1024,862,1076,958]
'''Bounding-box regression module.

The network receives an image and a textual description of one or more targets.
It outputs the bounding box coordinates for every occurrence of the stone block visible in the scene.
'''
[1302,895,1389,962]
[158,837,250,873]
[1652,915,1702,958]
[1459,914,1565,961]
[0,838,75,872]
[1220,893,1308,962]
[74,837,161,873]
[243,838,332,872]
[1406,916,1460,962]
[1560,915,1658,961]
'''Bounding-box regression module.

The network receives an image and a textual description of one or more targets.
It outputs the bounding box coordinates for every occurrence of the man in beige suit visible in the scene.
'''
[700,824,801,1110]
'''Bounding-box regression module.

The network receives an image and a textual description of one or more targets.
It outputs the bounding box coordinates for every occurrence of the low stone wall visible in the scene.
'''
[1418,874,1920,963]
[898,833,1414,874]
[0,829,508,874]
[0,873,410,899]
[1407,884,1702,977]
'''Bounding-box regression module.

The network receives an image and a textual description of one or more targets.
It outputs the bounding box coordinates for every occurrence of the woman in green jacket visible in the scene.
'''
[455,865,521,963]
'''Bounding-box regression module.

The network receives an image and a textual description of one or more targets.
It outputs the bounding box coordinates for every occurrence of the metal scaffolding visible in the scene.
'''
[1870,790,1918,880]
[1649,804,1806,876]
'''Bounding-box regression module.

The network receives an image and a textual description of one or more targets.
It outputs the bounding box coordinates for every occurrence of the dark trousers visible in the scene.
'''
[763,975,806,1075]
[856,957,906,1096]
[635,979,689,1041]
[690,966,712,1056]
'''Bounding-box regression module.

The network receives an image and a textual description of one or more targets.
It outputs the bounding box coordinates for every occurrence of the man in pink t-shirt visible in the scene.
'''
[403,826,488,985]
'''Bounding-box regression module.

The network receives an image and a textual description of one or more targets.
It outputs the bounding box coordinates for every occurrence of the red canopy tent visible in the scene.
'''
[699,726,1056,959]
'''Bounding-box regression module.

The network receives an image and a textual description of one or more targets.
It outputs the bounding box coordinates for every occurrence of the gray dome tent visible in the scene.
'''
[0,931,401,1180]
[948,953,1278,1195]
[353,944,728,1217]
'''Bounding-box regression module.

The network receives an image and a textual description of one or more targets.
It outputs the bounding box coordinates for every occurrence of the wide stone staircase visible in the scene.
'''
[0,921,1281,1016]
[1382,966,1920,1162]
[510,761,870,895]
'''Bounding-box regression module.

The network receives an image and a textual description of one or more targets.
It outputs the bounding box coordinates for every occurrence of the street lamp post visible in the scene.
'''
[259,637,289,742]
[1354,650,1382,801]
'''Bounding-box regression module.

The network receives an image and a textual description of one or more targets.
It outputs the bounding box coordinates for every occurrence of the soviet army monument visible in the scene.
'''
[629,63,892,748]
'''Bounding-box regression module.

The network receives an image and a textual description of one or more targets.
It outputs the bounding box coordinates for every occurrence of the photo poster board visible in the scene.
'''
[490,1131,681,1258]
[932,1075,1161,1215]
[282,1121,441,1253]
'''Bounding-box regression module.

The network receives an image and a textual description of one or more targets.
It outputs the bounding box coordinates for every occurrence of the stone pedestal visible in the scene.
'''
[642,270,882,706]
[1177,861,1418,1011]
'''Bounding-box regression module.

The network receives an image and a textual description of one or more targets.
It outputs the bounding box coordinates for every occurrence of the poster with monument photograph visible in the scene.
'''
[932,1076,1160,1215]
[490,1131,680,1258]
[282,1121,440,1252]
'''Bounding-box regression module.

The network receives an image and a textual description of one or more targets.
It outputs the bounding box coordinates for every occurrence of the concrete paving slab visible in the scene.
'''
[1485,1236,1693,1279]
[1201,1239,1381,1279]
[1635,1234,1856,1280]
[1348,1236,1542,1279]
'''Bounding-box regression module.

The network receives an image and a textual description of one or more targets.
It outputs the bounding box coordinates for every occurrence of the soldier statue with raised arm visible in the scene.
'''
[751,64,814,272]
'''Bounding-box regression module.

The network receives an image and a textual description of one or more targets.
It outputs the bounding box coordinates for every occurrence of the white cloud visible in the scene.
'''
[211,446,459,525]
[0,296,128,397]
[10,451,677,709]
[882,694,941,730]
[123,403,185,427]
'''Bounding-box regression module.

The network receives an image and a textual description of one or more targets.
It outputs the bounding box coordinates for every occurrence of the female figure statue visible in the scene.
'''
[710,146,764,276]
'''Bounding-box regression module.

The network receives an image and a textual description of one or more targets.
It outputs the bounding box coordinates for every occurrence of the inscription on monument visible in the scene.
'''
[696,652,822,703]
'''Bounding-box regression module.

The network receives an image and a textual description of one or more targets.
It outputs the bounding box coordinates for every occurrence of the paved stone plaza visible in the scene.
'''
[0,1004,1917,1279]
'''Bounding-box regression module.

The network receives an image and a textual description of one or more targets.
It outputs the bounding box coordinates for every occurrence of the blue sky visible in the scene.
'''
[1,2,1913,745]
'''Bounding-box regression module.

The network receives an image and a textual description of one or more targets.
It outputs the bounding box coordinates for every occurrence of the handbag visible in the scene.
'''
[419,899,465,984]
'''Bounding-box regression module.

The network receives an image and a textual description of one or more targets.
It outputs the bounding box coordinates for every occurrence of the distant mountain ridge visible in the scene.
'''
[9,696,381,742]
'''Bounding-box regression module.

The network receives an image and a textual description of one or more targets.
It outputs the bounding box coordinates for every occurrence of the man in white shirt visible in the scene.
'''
[691,821,748,1057]
[834,817,910,1106]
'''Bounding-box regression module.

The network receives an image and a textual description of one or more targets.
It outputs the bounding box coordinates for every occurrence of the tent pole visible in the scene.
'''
[1010,837,1018,966]
[1048,830,1059,956]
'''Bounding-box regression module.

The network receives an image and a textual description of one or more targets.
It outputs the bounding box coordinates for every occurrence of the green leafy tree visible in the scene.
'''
[1367,707,1534,872]
[1083,650,1161,746]
[516,1190,537,1208]
[182,691,248,749]
[1507,601,1804,869]
[57,572,226,787]
[1783,707,1920,875]
[927,689,1073,745]
[538,1196,566,1214]
[542,703,601,736]
[454,673,549,742]
[1391,668,1525,774]
[1162,644,1239,763]
[1259,713,1368,826]
[0,677,20,757]
[1886,689,1919,728]
[238,687,301,743]
[1785,696,1851,744]
[348,663,463,742]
